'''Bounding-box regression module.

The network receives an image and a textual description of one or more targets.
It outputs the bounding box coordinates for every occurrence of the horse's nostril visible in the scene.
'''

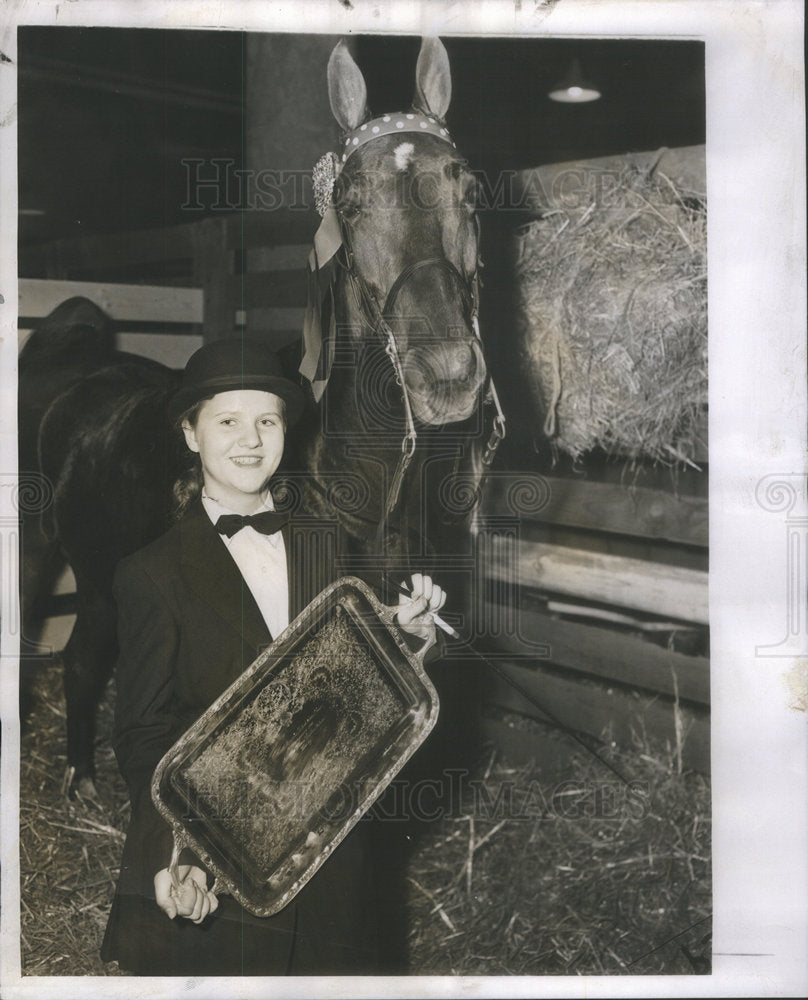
[407,340,483,391]
[442,342,476,378]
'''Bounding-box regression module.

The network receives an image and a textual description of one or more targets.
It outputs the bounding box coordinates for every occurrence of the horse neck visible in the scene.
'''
[297,272,421,542]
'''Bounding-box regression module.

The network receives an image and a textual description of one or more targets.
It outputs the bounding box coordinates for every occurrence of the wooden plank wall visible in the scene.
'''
[477,469,710,774]
[19,213,309,353]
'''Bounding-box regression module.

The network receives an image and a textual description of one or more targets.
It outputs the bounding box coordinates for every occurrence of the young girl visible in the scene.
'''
[101,338,447,975]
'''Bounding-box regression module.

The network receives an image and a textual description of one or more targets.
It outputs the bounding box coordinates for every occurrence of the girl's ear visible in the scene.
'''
[182,421,200,454]
[327,39,369,132]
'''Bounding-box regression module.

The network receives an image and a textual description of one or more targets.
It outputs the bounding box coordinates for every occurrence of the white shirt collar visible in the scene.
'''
[201,491,275,515]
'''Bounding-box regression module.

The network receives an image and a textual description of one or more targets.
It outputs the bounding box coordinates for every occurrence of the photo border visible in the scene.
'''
[1,1,805,997]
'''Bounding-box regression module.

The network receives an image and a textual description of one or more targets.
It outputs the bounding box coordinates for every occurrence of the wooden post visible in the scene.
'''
[193,216,233,342]
[244,34,347,349]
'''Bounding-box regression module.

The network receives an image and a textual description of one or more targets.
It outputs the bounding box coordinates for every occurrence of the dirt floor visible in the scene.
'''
[17,657,711,977]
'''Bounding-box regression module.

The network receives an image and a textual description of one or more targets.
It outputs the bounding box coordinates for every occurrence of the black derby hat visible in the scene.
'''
[170,338,305,426]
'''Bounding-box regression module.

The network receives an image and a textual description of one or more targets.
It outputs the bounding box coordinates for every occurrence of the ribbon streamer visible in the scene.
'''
[299,205,343,400]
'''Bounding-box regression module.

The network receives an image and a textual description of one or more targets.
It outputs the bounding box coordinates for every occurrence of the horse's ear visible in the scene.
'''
[327,40,369,132]
[413,36,451,120]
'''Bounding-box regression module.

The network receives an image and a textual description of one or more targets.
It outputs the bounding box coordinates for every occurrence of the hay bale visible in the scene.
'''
[515,162,707,465]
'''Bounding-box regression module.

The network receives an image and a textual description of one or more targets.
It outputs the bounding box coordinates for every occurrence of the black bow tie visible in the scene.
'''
[215,511,289,538]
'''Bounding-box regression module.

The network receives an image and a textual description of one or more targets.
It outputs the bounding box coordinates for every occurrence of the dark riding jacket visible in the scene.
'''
[101,500,384,976]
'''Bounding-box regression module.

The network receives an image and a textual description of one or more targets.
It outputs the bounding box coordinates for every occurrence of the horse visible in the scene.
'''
[18,298,182,790]
[20,36,501,799]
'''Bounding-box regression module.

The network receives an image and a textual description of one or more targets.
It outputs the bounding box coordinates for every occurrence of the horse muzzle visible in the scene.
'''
[402,336,487,425]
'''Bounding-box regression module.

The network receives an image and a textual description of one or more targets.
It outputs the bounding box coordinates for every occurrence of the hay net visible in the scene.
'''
[515,162,707,466]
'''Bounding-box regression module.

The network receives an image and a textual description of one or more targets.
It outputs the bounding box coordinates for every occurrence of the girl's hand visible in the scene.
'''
[154,864,219,924]
[395,573,447,643]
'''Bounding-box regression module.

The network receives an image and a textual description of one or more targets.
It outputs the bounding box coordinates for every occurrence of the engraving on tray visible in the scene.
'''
[179,606,404,876]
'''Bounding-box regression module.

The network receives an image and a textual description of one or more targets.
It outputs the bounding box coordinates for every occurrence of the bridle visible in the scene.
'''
[340,229,506,538]
[303,112,506,539]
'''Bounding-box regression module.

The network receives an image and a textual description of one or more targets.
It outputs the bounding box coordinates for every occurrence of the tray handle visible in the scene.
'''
[167,827,185,890]
[167,826,224,897]
[377,603,436,664]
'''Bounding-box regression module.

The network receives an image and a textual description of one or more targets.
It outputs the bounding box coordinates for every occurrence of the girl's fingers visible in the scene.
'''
[186,883,218,924]
[410,573,438,603]
[428,586,445,612]
[397,576,448,628]
[189,882,206,923]
[164,900,179,920]
[156,866,217,924]
[155,877,179,920]
[197,892,212,924]
[195,889,218,923]
[396,595,427,627]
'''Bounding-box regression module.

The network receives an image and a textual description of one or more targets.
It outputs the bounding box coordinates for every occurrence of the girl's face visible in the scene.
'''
[183,390,286,514]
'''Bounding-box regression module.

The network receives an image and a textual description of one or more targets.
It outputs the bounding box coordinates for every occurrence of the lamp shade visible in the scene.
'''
[548,58,601,103]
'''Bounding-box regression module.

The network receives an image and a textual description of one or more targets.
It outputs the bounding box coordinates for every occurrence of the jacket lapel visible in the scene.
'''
[179,501,272,653]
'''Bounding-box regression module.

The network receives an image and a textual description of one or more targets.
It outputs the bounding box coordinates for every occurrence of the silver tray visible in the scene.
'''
[151,576,439,916]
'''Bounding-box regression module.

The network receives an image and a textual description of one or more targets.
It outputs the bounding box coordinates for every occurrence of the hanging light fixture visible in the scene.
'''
[548,57,601,104]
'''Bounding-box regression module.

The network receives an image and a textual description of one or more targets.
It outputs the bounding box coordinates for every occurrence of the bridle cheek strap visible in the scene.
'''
[472,313,506,467]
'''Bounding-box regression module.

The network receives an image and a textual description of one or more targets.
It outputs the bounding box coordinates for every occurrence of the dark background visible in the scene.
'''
[18,29,705,246]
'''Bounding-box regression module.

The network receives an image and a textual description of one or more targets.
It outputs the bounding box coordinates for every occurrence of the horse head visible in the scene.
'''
[303,37,488,429]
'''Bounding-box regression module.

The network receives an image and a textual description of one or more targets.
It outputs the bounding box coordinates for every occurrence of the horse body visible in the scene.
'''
[22,37,495,797]
[20,307,181,794]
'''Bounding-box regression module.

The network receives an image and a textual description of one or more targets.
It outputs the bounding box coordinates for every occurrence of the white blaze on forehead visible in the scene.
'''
[393,142,415,171]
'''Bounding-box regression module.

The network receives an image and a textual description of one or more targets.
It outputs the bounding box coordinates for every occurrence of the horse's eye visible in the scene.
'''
[334,174,361,221]
[461,177,479,214]
[445,161,477,214]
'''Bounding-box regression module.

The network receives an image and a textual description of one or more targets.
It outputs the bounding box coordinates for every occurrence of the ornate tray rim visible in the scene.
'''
[151,575,440,916]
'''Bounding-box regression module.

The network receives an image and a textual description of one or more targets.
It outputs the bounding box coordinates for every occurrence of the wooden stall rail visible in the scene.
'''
[476,472,710,775]
[19,212,310,350]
